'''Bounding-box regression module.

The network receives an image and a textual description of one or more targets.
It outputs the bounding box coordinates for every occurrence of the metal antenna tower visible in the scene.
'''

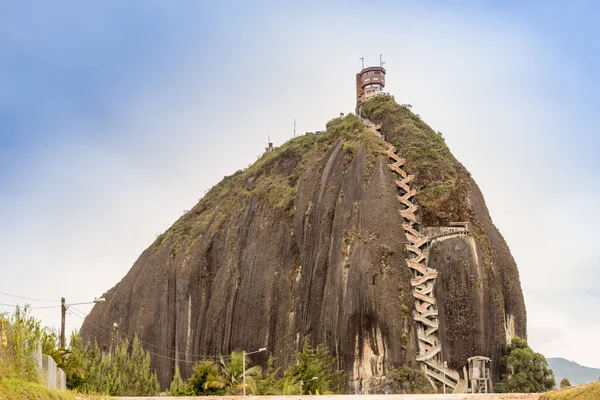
[380,54,386,68]
[360,56,364,70]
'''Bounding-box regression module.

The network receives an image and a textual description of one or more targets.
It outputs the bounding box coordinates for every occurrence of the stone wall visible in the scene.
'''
[35,346,66,390]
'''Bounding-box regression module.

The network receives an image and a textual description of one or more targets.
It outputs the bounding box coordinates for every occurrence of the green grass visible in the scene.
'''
[541,382,600,400]
[152,113,387,253]
[0,379,102,400]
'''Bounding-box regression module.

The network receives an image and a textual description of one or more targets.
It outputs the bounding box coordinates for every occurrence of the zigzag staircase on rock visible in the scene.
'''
[359,114,467,393]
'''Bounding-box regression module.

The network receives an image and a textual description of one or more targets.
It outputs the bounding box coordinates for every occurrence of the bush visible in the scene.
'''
[66,333,160,396]
[186,360,225,396]
[495,337,555,393]
[381,365,434,394]
[184,341,346,396]
[289,339,345,394]
[0,307,43,383]
[166,367,187,395]
[560,378,571,388]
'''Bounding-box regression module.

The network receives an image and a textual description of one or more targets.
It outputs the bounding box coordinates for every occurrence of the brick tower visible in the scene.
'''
[356,65,386,104]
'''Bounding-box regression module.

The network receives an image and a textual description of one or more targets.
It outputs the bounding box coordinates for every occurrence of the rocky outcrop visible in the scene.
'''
[360,96,527,383]
[81,96,526,391]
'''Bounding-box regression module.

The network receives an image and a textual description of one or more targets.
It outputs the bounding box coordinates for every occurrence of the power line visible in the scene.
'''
[0,302,61,309]
[68,309,223,364]
[0,291,61,303]
[68,306,232,362]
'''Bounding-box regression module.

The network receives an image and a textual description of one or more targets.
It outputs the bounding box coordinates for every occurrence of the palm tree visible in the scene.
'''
[217,350,263,395]
[187,360,225,395]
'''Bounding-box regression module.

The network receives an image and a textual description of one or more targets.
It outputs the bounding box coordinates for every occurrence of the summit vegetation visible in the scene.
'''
[360,95,462,214]
[153,113,386,252]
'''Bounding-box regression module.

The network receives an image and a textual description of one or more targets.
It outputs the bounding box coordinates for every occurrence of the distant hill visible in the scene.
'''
[547,358,600,386]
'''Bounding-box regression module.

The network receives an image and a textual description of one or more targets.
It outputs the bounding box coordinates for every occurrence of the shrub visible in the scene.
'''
[186,360,225,396]
[560,378,571,388]
[382,365,434,394]
[0,307,43,383]
[290,339,345,394]
[495,337,555,393]
[66,333,159,396]
[166,367,187,395]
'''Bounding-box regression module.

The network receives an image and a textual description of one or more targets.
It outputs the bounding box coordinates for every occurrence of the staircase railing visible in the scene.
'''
[358,112,466,393]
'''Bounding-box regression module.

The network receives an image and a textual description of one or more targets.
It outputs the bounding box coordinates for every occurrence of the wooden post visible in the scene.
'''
[60,297,66,348]
[243,350,246,396]
[1,318,7,348]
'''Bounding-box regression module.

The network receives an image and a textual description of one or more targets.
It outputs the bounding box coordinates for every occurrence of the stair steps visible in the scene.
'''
[359,113,466,393]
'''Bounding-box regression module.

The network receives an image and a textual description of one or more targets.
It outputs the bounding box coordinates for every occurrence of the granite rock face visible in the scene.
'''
[81,96,526,390]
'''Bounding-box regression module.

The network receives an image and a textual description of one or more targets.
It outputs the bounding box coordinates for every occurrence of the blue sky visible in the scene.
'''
[1,1,600,368]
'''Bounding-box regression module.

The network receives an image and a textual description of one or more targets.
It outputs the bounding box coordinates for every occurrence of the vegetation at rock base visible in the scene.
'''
[542,382,600,400]
[289,339,345,395]
[379,365,435,394]
[1,306,443,397]
[166,367,187,396]
[64,333,160,396]
[560,378,572,388]
[494,336,555,393]
[169,339,344,396]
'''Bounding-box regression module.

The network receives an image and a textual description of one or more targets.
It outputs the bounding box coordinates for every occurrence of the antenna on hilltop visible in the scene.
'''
[380,54,385,68]
[293,118,296,138]
[360,56,364,70]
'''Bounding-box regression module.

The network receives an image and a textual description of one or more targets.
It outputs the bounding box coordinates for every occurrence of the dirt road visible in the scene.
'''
[111,394,542,400]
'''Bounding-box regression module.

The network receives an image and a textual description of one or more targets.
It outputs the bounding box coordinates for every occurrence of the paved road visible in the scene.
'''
[110,395,541,400]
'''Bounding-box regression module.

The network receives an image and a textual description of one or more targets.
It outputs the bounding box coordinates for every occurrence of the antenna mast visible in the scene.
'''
[380,54,386,68]
[360,56,364,70]
[294,118,296,138]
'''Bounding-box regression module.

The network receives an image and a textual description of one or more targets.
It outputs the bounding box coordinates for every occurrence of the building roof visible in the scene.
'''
[468,356,492,362]
[358,66,386,75]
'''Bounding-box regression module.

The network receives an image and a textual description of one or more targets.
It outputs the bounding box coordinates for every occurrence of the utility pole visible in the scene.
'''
[1,318,7,348]
[60,297,66,348]
[243,350,246,396]
[243,347,267,396]
[60,296,106,350]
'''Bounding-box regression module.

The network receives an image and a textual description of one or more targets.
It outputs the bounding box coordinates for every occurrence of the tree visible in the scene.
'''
[256,356,284,395]
[290,339,344,394]
[186,360,225,396]
[65,333,159,396]
[167,367,187,395]
[216,351,263,395]
[494,337,555,393]
[560,378,571,388]
[381,365,434,394]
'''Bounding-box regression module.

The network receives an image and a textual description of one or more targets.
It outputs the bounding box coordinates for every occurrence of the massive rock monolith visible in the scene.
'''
[81,95,526,391]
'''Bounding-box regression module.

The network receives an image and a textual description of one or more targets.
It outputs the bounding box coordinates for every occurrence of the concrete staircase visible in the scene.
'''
[358,113,467,394]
